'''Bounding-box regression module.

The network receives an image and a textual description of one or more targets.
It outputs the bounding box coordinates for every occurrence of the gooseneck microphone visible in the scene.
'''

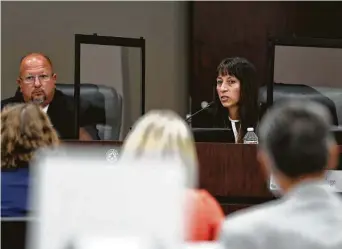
[186,101,214,122]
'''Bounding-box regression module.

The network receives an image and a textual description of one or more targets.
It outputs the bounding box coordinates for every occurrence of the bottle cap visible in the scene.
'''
[247,127,254,132]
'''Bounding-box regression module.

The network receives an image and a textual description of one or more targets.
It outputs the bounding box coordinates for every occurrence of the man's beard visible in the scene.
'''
[31,91,46,106]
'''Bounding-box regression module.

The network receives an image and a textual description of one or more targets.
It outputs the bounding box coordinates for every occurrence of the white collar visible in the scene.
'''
[229,117,240,122]
[41,104,49,113]
[229,118,240,143]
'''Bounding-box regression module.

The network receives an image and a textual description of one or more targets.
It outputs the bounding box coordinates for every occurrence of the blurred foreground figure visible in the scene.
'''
[219,100,342,249]
[120,110,225,241]
[1,103,60,217]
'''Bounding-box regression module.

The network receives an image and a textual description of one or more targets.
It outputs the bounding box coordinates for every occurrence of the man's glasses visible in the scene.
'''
[20,74,54,84]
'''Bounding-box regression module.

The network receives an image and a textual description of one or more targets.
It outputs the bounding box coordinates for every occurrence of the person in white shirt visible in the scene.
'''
[219,99,342,249]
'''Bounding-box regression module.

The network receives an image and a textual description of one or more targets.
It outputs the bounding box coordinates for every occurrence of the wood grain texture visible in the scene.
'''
[196,143,271,198]
[221,204,254,215]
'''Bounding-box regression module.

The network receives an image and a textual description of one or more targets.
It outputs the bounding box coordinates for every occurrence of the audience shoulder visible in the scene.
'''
[219,209,264,249]
[221,199,281,235]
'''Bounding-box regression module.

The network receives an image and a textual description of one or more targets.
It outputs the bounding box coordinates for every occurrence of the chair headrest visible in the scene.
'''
[259,83,341,102]
[258,83,339,125]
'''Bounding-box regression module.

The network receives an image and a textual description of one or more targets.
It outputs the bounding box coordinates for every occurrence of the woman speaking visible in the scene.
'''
[213,57,259,143]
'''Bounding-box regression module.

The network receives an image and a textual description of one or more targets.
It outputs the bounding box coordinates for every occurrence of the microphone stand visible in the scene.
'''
[186,101,214,124]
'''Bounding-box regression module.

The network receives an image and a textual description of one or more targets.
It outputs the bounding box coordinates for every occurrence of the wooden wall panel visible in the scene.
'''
[221,204,253,216]
[196,143,271,198]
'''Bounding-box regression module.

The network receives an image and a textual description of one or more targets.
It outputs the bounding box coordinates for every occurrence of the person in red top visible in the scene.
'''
[120,110,225,241]
[186,189,225,241]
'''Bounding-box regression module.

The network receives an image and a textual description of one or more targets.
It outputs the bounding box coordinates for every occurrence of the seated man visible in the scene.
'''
[1,53,100,140]
[219,100,342,249]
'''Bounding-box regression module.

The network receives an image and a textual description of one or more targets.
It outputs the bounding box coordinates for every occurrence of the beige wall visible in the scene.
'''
[274,46,342,88]
[1,1,189,116]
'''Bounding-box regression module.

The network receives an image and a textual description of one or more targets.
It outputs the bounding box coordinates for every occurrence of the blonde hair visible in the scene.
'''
[1,103,60,168]
[121,110,199,187]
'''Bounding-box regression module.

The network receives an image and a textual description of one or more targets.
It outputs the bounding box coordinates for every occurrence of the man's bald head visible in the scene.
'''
[19,53,53,74]
[17,52,57,106]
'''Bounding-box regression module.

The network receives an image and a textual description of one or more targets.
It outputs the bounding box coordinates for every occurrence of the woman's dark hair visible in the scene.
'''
[213,57,259,142]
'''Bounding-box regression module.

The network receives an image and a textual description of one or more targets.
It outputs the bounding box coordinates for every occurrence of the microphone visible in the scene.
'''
[186,101,214,122]
[201,101,210,109]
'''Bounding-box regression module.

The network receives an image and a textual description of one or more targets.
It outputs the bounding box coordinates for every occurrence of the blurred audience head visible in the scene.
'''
[121,110,198,187]
[17,52,57,106]
[1,103,60,168]
[257,99,339,192]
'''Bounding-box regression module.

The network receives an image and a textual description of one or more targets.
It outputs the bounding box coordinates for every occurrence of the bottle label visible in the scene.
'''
[244,141,258,144]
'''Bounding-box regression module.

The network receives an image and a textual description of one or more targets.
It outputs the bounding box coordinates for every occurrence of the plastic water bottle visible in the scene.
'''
[243,127,258,144]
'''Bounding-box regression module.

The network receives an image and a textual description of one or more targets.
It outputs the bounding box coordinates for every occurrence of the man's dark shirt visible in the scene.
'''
[1,89,102,140]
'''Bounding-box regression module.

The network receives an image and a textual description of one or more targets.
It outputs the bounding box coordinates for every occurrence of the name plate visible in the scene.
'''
[269,170,342,193]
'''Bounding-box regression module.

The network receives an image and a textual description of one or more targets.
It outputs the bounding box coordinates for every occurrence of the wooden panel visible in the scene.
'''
[293,2,342,39]
[221,204,253,215]
[63,140,123,146]
[196,143,271,198]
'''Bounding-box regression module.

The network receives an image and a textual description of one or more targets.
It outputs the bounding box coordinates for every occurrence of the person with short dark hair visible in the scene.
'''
[213,57,259,143]
[259,100,336,181]
[219,100,342,249]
